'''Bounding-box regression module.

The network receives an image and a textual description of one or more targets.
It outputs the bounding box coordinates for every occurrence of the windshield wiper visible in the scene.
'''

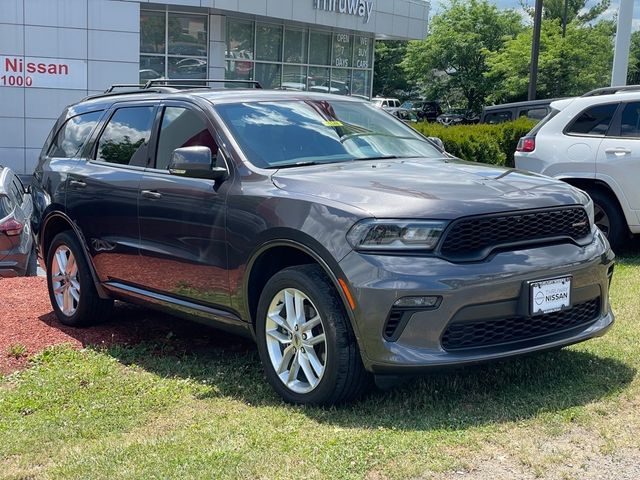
[355,155,400,161]
[272,159,346,169]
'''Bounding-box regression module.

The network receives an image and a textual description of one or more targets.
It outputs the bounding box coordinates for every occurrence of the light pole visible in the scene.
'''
[611,0,634,87]
[528,0,543,100]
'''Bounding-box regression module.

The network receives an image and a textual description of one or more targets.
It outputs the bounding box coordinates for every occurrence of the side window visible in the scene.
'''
[619,102,640,137]
[3,172,22,207]
[567,103,618,136]
[520,108,548,121]
[10,176,24,207]
[48,111,103,158]
[96,106,155,166]
[155,106,218,170]
[484,111,513,124]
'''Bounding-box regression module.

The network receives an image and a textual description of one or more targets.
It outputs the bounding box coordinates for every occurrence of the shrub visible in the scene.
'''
[413,117,535,168]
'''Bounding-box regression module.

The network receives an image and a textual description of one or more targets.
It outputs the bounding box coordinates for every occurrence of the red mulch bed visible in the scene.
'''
[0,277,250,375]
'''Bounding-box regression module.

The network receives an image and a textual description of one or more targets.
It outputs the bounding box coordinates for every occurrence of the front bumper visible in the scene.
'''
[339,228,615,373]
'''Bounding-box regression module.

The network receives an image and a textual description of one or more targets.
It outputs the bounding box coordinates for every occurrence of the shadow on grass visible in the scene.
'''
[615,236,640,264]
[64,303,634,431]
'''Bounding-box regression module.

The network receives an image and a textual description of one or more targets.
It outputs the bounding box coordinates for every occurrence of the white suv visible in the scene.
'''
[515,86,640,248]
[372,97,401,110]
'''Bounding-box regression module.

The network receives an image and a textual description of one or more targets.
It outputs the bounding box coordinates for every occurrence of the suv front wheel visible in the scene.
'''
[46,231,113,327]
[256,265,370,405]
[586,189,627,250]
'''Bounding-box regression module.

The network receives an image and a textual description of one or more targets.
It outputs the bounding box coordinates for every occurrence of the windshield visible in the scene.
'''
[215,100,442,169]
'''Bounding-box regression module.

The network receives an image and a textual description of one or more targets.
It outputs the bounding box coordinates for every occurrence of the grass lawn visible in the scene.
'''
[1,254,639,479]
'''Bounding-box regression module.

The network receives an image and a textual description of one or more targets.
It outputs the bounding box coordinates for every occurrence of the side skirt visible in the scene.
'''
[103,281,254,340]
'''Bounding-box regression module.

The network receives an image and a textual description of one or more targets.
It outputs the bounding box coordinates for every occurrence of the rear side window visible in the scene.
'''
[155,107,218,170]
[619,102,640,137]
[96,106,155,166]
[48,111,103,158]
[567,103,618,136]
[10,176,24,206]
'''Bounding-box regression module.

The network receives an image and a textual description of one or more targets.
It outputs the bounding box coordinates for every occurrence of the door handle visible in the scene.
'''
[604,147,632,155]
[69,180,87,188]
[141,190,162,199]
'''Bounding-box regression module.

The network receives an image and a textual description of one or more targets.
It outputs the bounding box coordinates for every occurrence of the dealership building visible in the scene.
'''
[0,0,430,174]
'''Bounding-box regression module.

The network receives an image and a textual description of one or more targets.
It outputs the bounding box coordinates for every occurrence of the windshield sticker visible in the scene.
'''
[323,120,344,127]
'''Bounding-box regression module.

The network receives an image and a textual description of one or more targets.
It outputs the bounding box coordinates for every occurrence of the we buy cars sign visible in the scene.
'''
[0,55,87,89]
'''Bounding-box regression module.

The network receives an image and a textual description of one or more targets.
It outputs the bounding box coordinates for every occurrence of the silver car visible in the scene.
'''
[0,166,36,277]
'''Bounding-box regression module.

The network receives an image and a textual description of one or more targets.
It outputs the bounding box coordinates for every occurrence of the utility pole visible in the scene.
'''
[611,0,634,87]
[528,0,543,100]
[562,0,568,37]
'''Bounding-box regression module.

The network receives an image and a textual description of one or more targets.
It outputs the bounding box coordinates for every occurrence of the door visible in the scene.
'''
[66,103,157,284]
[138,103,231,307]
[596,101,640,211]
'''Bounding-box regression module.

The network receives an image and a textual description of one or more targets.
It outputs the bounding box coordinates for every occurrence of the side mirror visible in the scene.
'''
[168,146,227,181]
[428,137,445,152]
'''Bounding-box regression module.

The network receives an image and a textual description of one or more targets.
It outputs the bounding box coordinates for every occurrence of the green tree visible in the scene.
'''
[373,41,411,97]
[403,0,523,111]
[487,20,614,102]
[628,31,640,85]
[520,0,611,23]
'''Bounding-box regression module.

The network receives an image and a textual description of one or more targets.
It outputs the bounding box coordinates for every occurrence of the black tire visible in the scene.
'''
[25,246,38,277]
[256,265,370,405]
[46,231,113,327]
[586,189,627,250]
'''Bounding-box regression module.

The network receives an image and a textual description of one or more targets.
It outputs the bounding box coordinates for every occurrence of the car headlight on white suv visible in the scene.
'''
[347,219,448,251]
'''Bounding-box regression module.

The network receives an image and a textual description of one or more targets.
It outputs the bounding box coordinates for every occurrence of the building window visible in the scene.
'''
[225,17,373,98]
[140,8,208,83]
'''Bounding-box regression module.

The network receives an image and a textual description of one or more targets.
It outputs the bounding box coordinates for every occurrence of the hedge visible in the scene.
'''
[412,117,536,168]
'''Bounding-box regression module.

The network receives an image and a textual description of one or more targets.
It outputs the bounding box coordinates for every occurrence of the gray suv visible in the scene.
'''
[31,82,615,405]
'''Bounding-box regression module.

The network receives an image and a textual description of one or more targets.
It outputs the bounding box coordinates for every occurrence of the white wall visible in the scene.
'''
[0,0,140,173]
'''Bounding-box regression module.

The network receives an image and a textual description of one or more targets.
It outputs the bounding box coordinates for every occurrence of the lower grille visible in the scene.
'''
[384,309,405,339]
[441,298,600,351]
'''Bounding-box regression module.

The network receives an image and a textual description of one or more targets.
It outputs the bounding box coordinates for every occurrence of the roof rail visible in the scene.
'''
[104,84,145,93]
[81,86,178,102]
[143,78,263,89]
[582,85,640,97]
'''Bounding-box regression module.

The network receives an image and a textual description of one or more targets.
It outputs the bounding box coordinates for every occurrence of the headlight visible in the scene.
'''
[575,188,595,228]
[346,219,447,251]
[585,196,595,228]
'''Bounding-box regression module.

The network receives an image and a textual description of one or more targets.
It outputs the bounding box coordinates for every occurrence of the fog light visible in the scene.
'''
[393,296,441,308]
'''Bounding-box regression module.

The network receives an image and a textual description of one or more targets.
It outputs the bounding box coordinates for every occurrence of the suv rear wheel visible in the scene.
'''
[586,189,627,250]
[256,265,370,405]
[46,231,113,327]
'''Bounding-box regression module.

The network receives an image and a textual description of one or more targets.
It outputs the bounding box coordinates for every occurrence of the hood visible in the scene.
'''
[271,158,585,219]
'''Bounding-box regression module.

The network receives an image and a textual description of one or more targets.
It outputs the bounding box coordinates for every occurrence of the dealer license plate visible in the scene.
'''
[530,276,571,315]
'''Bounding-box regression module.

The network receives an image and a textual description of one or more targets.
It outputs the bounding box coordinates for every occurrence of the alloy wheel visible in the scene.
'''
[265,288,327,394]
[51,245,81,316]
